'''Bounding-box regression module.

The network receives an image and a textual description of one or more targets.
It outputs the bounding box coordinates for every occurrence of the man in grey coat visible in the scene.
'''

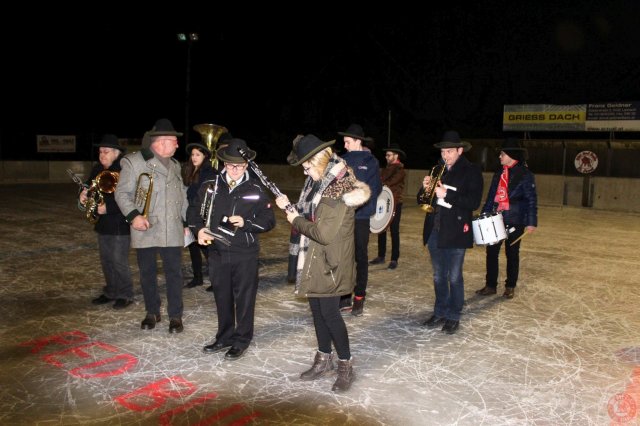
[115,118,188,333]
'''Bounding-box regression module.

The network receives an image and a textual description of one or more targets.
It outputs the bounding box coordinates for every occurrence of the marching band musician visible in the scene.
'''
[419,130,483,334]
[474,137,537,299]
[81,134,134,309]
[115,119,189,333]
[189,138,275,361]
[369,143,406,270]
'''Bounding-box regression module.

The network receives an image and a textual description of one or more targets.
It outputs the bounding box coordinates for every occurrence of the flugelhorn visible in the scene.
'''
[418,161,445,214]
[135,172,153,219]
[194,123,228,170]
[77,170,119,224]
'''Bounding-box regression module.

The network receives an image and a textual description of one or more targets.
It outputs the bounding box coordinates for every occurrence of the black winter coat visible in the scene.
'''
[482,163,537,227]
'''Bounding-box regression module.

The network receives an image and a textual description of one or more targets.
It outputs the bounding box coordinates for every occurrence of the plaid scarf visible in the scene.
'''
[289,154,348,293]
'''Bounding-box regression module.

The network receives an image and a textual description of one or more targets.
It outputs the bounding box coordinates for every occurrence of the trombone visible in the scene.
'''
[418,162,445,214]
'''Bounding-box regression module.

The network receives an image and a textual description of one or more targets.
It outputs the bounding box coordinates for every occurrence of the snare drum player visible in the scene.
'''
[190,138,275,360]
[420,131,483,334]
[475,137,537,299]
[369,143,406,270]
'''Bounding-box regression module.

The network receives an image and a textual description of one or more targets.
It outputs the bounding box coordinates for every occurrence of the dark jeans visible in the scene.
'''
[377,203,402,261]
[187,242,208,280]
[209,250,259,350]
[427,230,466,321]
[98,234,133,300]
[308,296,351,360]
[485,224,524,289]
[136,247,183,318]
[353,218,371,297]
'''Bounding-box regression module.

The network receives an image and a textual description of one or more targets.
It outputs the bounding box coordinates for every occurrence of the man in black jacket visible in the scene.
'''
[418,131,483,334]
[80,134,134,309]
[189,138,276,360]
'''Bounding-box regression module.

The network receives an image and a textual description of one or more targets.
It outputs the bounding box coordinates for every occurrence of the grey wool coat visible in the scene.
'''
[115,148,187,248]
[292,180,370,298]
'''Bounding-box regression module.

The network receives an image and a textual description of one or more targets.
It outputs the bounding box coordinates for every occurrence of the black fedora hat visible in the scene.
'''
[338,123,373,142]
[290,134,335,166]
[94,134,126,153]
[216,138,256,163]
[147,118,183,137]
[185,142,211,156]
[433,130,472,152]
[287,134,305,165]
[384,143,406,159]
[501,137,526,151]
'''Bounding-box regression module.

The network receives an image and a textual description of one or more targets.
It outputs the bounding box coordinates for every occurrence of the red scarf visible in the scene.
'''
[494,161,518,211]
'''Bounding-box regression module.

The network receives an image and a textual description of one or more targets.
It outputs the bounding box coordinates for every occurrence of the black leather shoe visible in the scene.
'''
[224,346,246,360]
[369,256,385,265]
[141,313,161,330]
[92,294,112,305]
[112,299,132,309]
[442,320,460,334]
[203,340,232,354]
[184,278,203,288]
[169,318,184,334]
[475,286,497,296]
[387,261,398,270]
[503,287,515,299]
[422,315,445,328]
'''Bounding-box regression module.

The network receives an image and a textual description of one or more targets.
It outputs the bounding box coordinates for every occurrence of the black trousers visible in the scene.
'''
[377,203,403,261]
[308,296,351,360]
[136,247,183,318]
[187,242,208,281]
[353,219,371,297]
[209,250,259,350]
[485,224,525,289]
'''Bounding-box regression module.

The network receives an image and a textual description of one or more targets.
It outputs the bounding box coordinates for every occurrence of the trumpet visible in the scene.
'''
[135,172,153,219]
[418,161,445,214]
[83,170,119,224]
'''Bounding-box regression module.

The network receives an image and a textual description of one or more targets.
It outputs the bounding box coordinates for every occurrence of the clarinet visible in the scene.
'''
[237,147,296,213]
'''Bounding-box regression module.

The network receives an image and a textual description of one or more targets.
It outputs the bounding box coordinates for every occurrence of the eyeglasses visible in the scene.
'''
[225,163,247,171]
[302,165,312,174]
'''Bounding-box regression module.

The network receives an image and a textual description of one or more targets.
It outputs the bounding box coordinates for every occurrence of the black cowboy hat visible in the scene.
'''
[501,137,526,151]
[185,142,211,156]
[216,138,256,163]
[290,134,335,166]
[433,130,472,152]
[147,118,183,137]
[94,134,126,153]
[384,143,406,159]
[287,134,305,165]
[338,123,374,143]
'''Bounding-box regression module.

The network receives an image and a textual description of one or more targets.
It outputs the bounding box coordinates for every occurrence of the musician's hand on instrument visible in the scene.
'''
[285,209,299,224]
[275,196,291,210]
[132,215,150,231]
[526,225,536,234]
[423,176,431,189]
[435,181,447,199]
[79,189,88,204]
[198,228,214,245]
[229,215,244,228]
[97,204,107,215]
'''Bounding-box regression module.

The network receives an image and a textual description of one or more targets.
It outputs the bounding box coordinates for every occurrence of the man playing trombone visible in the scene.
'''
[115,119,189,333]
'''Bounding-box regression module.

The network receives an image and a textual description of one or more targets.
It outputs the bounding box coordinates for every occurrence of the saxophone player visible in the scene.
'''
[115,119,189,333]
[419,130,483,334]
[80,134,134,309]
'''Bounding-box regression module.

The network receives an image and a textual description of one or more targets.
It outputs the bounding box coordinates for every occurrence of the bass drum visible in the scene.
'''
[370,185,395,234]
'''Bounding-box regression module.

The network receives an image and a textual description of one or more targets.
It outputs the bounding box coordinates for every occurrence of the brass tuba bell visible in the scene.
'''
[193,123,228,170]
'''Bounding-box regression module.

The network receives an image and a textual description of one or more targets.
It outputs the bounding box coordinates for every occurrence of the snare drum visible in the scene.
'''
[472,213,507,246]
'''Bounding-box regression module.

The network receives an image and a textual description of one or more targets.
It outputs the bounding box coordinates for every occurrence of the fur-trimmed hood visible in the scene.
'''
[342,180,370,208]
[322,163,371,209]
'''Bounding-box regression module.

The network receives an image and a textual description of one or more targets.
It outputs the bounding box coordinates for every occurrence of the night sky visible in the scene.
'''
[3,4,639,166]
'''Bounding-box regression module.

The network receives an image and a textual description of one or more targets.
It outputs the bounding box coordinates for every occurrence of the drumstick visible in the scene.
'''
[510,232,529,246]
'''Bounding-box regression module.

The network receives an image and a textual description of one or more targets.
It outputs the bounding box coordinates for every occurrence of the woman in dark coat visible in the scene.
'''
[276,134,370,392]
[183,143,216,289]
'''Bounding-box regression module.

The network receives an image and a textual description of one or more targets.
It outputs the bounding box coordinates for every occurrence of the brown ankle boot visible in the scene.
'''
[300,351,334,381]
[332,358,355,392]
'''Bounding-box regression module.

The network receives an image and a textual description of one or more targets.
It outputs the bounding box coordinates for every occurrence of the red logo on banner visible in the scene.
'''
[574,151,598,174]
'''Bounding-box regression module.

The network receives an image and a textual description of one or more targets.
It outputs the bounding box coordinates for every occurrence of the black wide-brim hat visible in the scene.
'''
[216,138,256,163]
[338,123,374,142]
[185,142,211,156]
[500,137,526,151]
[385,143,406,159]
[290,134,335,166]
[94,134,126,153]
[147,118,183,137]
[433,130,472,152]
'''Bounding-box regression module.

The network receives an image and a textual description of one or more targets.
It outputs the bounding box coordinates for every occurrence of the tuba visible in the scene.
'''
[193,123,228,170]
[135,172,153,219]
[418,162,446,214]
[84,170,119,224]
